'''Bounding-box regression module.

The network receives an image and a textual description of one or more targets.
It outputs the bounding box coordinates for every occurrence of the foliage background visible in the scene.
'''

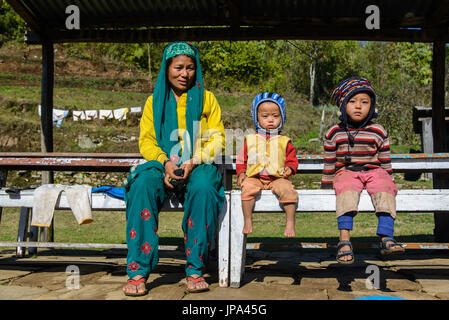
[0,0,441,245]
[1,0,449,147]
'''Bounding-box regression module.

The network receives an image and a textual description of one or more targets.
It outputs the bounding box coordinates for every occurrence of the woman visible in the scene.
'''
[122,42,226,296]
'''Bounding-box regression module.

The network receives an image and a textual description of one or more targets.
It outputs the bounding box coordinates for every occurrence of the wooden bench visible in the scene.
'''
[0,152,145,253]
[0,152,229,287]
[0,187,231,287]
[221,152,449,287]
[227,189,449,288]
[1,152,449,288]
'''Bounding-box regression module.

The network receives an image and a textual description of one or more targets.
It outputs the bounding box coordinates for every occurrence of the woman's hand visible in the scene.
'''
[237,172,246,187]
[179,157,200,179]
[164,160,181,189]
[281,167,292,179]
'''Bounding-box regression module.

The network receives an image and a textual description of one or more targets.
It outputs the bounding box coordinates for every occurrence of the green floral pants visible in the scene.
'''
[124,160,224,279]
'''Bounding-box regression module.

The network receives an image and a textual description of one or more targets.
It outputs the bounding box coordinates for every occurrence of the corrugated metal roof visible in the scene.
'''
[6,0,449,43]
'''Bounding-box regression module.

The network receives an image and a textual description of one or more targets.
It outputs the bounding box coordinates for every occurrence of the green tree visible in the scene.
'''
[197,41,273,91]
[0,0,26,41]
[356,41,433,145]
[273,40,360,105]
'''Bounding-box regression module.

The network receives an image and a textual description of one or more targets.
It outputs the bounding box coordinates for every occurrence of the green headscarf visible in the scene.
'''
[152,41,204,165]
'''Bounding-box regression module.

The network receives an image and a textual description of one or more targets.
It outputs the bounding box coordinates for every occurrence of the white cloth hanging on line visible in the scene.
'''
[113,107,129,121]
[72,110,86,121]
[85,110,98,120]
[99,109,113,119]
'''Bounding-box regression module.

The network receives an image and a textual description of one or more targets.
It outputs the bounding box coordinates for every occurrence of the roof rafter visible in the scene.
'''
[7,0,449,44]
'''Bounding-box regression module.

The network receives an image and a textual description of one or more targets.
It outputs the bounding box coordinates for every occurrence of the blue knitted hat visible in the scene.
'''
[251,92,286,134]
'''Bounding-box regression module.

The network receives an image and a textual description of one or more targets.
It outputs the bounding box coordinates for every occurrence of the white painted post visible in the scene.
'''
[230,191,247,288]
[422,118,433,179]
[218,192,230,287]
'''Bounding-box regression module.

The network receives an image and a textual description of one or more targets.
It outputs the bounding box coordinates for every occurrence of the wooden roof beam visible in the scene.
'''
[7,0,41,31]
[24,25,447,44]
[426,0,449,28]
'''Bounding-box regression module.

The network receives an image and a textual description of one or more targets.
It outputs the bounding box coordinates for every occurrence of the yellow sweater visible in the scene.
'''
[139,90,226,165]
[245,133,291,177]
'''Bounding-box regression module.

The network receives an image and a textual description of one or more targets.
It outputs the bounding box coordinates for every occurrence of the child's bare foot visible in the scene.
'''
[284,223,296,237]
[242,221,253,234]
[242,199,255,235]
[283,203,296,237]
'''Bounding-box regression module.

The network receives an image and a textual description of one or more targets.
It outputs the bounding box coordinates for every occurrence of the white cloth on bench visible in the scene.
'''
[31,184,93,227]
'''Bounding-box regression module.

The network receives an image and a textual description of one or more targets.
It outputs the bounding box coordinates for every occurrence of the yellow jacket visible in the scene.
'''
[139,90,226,164]
[245,133,291,177]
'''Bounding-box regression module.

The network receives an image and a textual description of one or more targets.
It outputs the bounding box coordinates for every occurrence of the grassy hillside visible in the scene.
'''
[0,41,427,190]
[0,41,435,246]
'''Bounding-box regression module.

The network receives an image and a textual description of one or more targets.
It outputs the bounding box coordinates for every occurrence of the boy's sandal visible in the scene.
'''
[186,276,209,293]
[336,240,355,265]
[123,277,148,297]
[380,237,405,255]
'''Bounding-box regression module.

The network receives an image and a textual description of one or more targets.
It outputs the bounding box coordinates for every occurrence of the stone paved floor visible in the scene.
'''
[1,248,449,300]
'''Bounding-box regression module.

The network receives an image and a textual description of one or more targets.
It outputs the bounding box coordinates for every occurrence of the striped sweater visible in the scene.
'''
[321,122,392,189]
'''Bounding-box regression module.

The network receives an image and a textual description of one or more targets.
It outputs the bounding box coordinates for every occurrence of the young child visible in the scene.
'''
[236,92,299,237]
[321,77,405,264]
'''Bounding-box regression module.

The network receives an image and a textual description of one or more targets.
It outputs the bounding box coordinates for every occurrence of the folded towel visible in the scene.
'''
[31,184,93,227]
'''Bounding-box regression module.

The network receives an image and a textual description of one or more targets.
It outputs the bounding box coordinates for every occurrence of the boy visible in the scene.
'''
[236,92,298,237]
[322,77,404,264]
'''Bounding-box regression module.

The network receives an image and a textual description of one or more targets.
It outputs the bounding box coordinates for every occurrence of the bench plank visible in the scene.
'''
[2,152,449,173]
[0,189,232,288]
[0,241,178,250]
[238,189,449,212]
[0,190,183,210]
[2,152,449,289]
[0,153,144,172]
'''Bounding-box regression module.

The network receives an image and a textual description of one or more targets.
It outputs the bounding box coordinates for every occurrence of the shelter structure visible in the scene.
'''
[6,0,449,240]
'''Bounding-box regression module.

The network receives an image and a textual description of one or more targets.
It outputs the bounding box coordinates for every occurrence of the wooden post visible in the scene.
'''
[39,40,55,242]
[218,193,230,287]
[431,41,449,242]
[0,169,6,223]
[230,191,247,288]
[422,118,433,179]
[16,207,31,256]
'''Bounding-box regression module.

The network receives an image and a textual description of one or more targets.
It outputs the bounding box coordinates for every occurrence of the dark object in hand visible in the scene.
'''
[169,169,187,193]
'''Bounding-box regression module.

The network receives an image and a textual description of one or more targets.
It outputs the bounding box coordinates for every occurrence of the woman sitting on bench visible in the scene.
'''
[122,41,226,296]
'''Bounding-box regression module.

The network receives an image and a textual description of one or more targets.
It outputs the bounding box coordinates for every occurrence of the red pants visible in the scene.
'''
[333,168,398,218]
[241,176,298,203]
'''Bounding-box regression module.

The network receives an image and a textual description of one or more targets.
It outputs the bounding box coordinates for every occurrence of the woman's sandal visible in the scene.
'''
[380,237,405,255]
[123,277,148,297]
[336,240,355,265]
[186,276,210,293]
